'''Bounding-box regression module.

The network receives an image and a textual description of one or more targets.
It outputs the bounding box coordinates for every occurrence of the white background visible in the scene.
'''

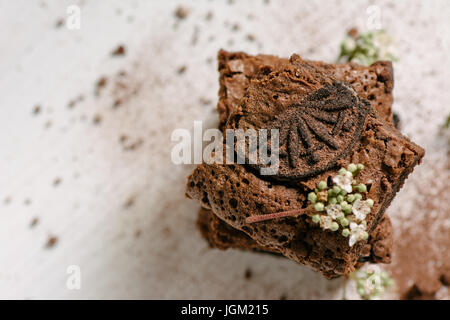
[0,0,449,299]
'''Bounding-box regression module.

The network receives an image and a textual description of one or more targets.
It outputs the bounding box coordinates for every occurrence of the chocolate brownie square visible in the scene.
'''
[202,51,395,265]
[186,52,424,278]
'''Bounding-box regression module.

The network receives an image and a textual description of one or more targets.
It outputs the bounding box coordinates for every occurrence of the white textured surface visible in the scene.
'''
[0,0,449,299]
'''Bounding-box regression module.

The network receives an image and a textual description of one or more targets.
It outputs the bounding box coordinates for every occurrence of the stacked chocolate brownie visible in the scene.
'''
[186,50,424,278]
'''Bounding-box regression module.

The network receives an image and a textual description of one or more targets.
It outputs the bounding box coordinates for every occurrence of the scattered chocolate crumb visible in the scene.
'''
[112,45,126,57]
[3,197,11,205]
[53,177,62,187]
[33,105,41,115]
[95,76,108,96]
[113,99,123,109]
[246,34,255,42]
[199,97,212,106]
[347,27,359,39]
[44,120,52,128]
[68,95,84,109]
[24,198,32,206]
[175,6,189,19]
[55,18,64,28]
[122,138,143,151]
[231,23,240,32]
[124,196,135,208]
[244,268,252,280]
[30,217,39,228]
[93,113,102,125]
[135,229,142,238]
[46,236,58,248]
[119,134,128,143]
[279,294,287,300]
[177,65,187,75]
[205,11,213,21]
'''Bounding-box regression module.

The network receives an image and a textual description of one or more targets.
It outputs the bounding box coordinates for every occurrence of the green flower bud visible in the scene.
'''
[362,231,369,240]
[356,184,367,193]
[332,186,341,194]
[347,194,356,203]
[330,222,339,231]
[348,163,357,173]
[328,197,337,205]
[340,189,348,196]
[340,218,349,227]
[357,163,365,171]
[314,202,324,212]
[312,214,320,224]
[357,287,366,297]
[354,193,363,201]
[337,195,344,203]
[342,228,350,237]
[318,181,327,191]
[308,192,317,203]
[366,199,374,207]
[338,168,347,175]
[343,205,352,214]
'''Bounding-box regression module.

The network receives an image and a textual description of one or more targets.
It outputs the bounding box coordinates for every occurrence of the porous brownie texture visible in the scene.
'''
[187,52,424,278]
[198,207,392,265]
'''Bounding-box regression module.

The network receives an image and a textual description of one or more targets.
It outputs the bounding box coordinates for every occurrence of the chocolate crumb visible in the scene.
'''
[112,45,126,57]
[30,217,39,228]
[124,196,135,208]
[119,134,128,143]
[205,11,213,21]
[175,6,189,19]
[53,177,62,187]
[244,268,252,280]
[199,97,212,106]
[46,236,58,248]
[24,198,32,206]
[55,18,64,28]
[33,105,41,115]
[231,23,240,32]
[279,294,287,300]
[122,138,143,151]
[246,34,256,42]
[3,197,11,205]
[68,95,84,109]
[113,99,123,109]
[347,27,359,39]
[95,77,108,96]
[93,114,102,125]
[135,229,142,238]
[177,65,187,75]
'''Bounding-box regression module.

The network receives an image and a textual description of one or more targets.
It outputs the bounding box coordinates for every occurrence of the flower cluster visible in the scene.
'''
[350,265,395,300]
[308,163,374,247]
[337,29,398,66]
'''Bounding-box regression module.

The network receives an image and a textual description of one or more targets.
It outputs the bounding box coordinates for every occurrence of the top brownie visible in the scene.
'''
[186,52,424,278]
[200,50,395,267]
